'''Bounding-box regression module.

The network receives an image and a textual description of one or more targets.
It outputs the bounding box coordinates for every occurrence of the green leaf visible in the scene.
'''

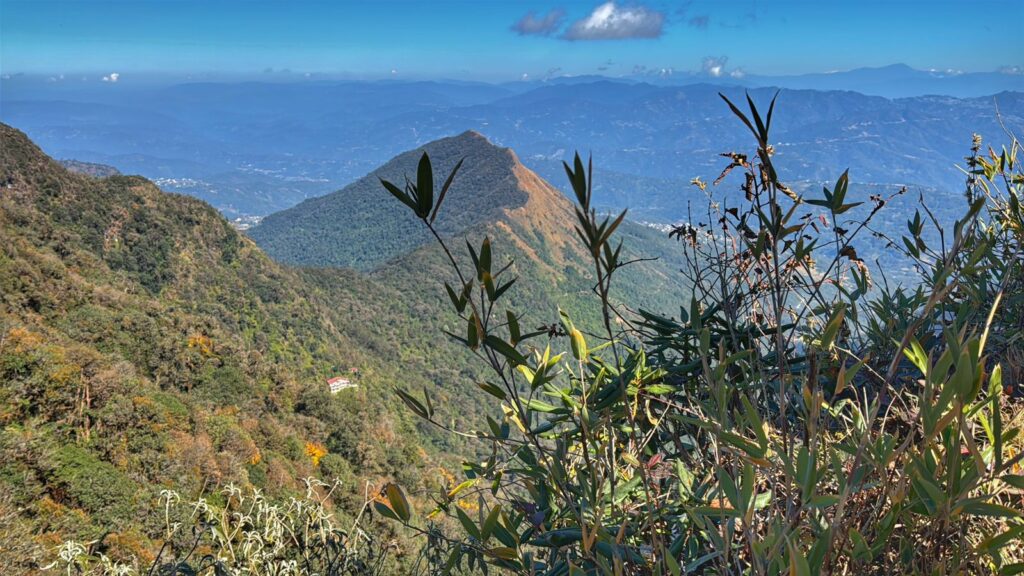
[396,389,428,418]
[416,153,433,218]
[430,157,463,224]
[385,483,412,521]
[612,474,642,504]
[911,468,946,514]
[484,335,525,366]
[506,310,521,345]
[740,395,769,451]
[819,304,846,349]
[992,364,1004,470]
[1002,474,1024,490]
[456,506,481,540]
[380,178,417,212]
[477,237,492,280]
[834,201,863,215]
[716,467,739,510]
[569,328,588,361]
[422,387,434,418]
[978,525,1024,553]
[835,356,866,398]
[373,500,401,521]
[484,546,518,561]
[719,93,758,143]
[902,338,929,376]
[666,553,682,576]
[492,278,516,302]
[444,282,464,312]
[746,92,768,144]
[467,313,480,349]
[481,504,502,541]
[957,500,1021,518]
[526,399,559,413]
[999,563,1024,575]
[476,381,507,400]
[788,541,811,576]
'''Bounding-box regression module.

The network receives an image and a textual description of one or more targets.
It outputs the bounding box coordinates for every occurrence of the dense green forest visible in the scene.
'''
[0,123,461,572]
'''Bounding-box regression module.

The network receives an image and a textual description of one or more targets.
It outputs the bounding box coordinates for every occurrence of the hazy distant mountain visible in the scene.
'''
[741,64,1024,98]
[2,73,1020,221]
[381,84,1021,218]
[618,64,1024,98]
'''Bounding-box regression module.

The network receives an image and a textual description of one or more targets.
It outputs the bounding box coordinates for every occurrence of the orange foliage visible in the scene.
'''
[304,441,327,466]
[186,334,215,357]
[5,327,44,353]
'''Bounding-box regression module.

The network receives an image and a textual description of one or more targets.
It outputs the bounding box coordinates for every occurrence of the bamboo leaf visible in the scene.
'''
[484,335,525,366]
[456,506,481,540]
[416,153,433,218]
[380,178,418,212]
[482,504,502,541]
[385,483,412,521]
[430,157,464,224]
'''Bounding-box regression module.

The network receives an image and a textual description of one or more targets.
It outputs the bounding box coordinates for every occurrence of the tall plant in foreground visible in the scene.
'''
[376,95,1024,575]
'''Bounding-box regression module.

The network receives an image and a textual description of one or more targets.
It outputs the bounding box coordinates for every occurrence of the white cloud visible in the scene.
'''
[101,72,120,83]
[563,2,664,41]
[512,9,566,36]
[702,56,728,77]
[730,68,746,79]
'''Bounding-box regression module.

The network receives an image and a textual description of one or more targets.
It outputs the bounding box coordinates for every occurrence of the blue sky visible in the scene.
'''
[2,0,1022,81]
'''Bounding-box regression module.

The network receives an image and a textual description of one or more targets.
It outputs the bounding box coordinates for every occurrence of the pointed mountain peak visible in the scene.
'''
[452,129,489,142]
[250,132,572,270]
[411,129,519,169]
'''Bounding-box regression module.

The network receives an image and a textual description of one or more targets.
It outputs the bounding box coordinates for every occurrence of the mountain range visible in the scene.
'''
[2,71,1020,223]
[618,63,1024,98]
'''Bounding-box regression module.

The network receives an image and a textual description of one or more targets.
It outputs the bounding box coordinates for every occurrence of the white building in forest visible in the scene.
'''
[327,376,357,394]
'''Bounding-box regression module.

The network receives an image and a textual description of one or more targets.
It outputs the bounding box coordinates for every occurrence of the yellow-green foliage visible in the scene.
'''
[0,123,446,571]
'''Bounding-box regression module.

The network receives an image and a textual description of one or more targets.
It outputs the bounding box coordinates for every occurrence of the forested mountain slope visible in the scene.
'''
[0,123,443,571]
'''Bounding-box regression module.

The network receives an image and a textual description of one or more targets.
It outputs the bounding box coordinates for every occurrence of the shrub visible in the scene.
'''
[54,480,398,575]
[48,445,138,532]
[372,95,1024,575]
